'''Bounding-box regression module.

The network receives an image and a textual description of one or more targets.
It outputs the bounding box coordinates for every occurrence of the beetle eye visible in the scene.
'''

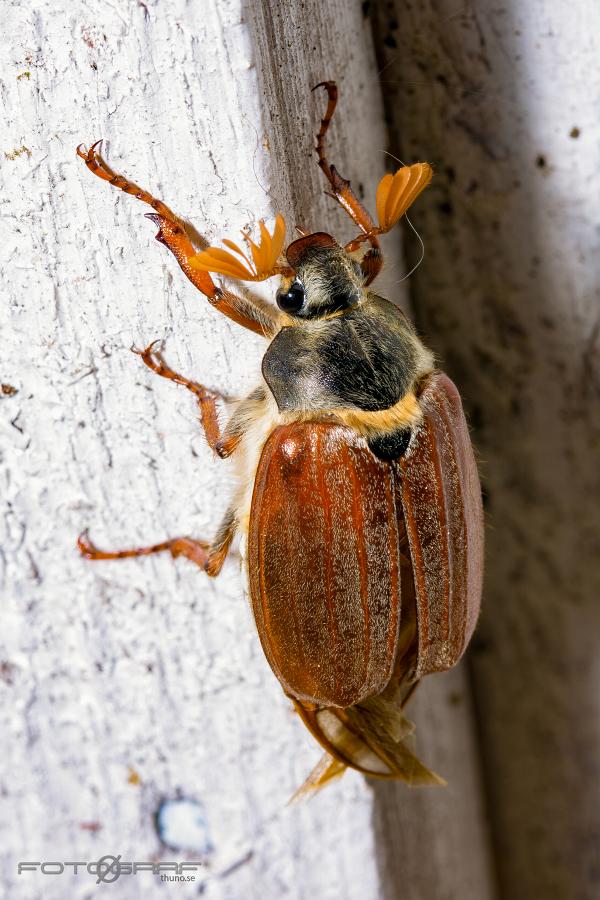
[276,279,306,314]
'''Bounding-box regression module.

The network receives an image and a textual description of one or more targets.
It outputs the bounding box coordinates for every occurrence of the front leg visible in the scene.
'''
[146,214,279,338]
[77,142,279,338]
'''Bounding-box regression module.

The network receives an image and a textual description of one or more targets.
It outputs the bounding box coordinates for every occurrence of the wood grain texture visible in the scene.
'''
[371,1,600,897]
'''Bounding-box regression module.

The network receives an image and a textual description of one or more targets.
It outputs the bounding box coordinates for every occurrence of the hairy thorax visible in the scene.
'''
[233,294,434,541]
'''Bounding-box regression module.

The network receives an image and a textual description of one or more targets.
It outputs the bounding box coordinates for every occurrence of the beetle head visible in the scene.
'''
[277,232,364,319]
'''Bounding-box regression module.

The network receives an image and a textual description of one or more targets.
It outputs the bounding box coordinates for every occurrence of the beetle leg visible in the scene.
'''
[78,508,237,577]
[134,343,264,460]
[215,384,268,459]
[132,341,226,456]
[76,142,279,338]
[78,532,209,566]
[357,247,383,288]
[313,82,377,235]
[76,140,177,219]
[145,214,279,338]
[312,82,383,283]
[288,753,347,804]
[203,507,237,577]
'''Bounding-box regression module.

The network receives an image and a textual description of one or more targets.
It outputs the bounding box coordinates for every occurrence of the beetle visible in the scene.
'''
[76,81,483,795]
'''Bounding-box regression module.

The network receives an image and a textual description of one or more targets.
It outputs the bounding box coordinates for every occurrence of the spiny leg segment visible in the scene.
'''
[132,342,266,461]
[132,341,241,459]
[313,81,383,284]
[314,82,378,236]
[78,507,237,577]
[76,142,278,337]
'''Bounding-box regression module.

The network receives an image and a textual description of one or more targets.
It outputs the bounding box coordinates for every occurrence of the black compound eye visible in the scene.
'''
[276,279,306,314]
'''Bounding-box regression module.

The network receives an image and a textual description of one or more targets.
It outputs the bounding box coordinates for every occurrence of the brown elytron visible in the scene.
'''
[400,373,483,677]
[76,81,483,796]
[249,421,403,708]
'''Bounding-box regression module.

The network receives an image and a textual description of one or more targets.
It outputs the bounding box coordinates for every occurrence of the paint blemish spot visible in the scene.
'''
[0,661,17,684]
[155,798,213,855]
[4,146,31,161]
[80,821,103,832]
